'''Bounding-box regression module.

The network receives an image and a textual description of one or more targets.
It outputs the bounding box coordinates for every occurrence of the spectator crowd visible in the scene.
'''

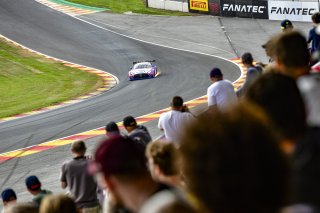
[1,14,320,213]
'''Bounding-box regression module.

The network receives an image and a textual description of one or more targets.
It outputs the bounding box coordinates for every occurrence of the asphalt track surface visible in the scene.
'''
[0,0,311,204]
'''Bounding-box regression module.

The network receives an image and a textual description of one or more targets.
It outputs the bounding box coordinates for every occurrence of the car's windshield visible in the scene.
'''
[134,63,151,69]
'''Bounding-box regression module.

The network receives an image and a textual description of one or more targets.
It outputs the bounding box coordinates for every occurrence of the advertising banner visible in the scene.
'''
[220,0,268,19]
[268,1,319,22]
[189,0,209,12]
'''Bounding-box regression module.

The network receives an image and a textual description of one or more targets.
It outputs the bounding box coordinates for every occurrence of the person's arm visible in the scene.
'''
[307,29,314,44]
[60,164,68,189]
[158,115,164,131]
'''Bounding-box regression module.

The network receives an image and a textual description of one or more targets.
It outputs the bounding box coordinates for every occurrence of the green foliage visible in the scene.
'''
[0,39,103,118]
[67,0,189,15]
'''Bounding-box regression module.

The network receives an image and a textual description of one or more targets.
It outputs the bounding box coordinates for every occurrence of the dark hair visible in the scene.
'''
[273,31,310,69]
[146,141,179,176]
[71,141,86,154]
[210,67,223,78]
[180,103,289,213]
[245,73,306,140]
[241,52,254,65]
[171,96,183,108]
[105,121,120,133]
[312,12,320,24]
[123,116,137,127]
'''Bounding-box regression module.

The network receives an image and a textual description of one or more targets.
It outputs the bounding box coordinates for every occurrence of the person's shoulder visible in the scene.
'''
[161,110,172,117]
[182,112,194,119]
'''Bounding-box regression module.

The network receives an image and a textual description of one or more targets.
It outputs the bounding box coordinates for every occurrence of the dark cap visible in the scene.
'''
[105,121,120,133]
[281,19,293,30]
[210,68,223,78]
[94,135,147,177]
[25,175,41,191]
[123,116,137,127]
[1,188,17,202]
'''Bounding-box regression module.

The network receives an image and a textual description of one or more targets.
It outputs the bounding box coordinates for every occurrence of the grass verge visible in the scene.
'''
[66,0,190,15]
[0,38,103,118]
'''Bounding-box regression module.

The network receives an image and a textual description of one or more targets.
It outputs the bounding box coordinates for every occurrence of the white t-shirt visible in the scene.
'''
[297,74,320,126]
[158,110,195,144]
[207,79,237,110]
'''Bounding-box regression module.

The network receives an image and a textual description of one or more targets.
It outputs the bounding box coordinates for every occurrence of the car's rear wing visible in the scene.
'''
[133,60,156,65]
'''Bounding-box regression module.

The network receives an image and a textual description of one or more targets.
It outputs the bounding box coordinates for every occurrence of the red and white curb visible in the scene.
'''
[0,58,246,163]
[35,0,105,16]
[0,35,119,123]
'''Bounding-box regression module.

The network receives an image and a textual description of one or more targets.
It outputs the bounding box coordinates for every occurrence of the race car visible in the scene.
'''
[128,60,157,81]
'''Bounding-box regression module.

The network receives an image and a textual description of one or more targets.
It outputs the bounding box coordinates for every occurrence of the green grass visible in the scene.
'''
[0,38,103,118]
[67,0,190,15]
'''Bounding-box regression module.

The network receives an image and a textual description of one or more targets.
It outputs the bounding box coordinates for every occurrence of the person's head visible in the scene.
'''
[25,175,42,195]
[1,188,17,206]
[146,141,180,185]
[272,31,310,78]
[170,96,184,111]
[241,52,254,66]
[123,116,137,133]
[94,135,150,211]
[180,102,289,213]
[5,202,38,213]
[312,12,320,24]
[39,194,77,213]
[245,72,306,141]
[209,67,223,82]
[105,121,120,136]
[280,19,293,32]
[71,140,86,156]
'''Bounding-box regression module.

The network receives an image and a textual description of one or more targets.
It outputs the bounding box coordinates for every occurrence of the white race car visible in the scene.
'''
[128,60,157,81]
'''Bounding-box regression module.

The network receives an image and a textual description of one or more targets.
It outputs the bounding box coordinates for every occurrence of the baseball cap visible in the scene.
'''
[281,19,293,30]
[25,175,41,191]
[123,116,137,127]
[1,188,17,202]
[210,68,223,78]
[93,135,147,177]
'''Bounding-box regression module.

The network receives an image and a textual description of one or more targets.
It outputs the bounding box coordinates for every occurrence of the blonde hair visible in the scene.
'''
[39,194,77,213]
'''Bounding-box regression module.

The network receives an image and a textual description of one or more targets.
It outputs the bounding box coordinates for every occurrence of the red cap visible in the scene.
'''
[94,135,147,177]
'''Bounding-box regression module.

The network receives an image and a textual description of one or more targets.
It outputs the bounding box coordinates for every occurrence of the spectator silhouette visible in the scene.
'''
[25,175,52,207]
[308,12,320,63]
[180,102,289,213]
[206,67,237,113]
[1,188,17,213]
[123,116,152,145]
[281,19,294,32]
[236,52,262,97]
[105,121,120,137]
[40,194,78,213]
[60,141,100,212]
[245,72,320,209]
[158,96,194,145]
[146,141,182,188]
[93,135,194,213]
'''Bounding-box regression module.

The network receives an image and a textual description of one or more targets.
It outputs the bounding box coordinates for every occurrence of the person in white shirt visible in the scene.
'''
[158,96,195,145]
[207,67,237,112]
